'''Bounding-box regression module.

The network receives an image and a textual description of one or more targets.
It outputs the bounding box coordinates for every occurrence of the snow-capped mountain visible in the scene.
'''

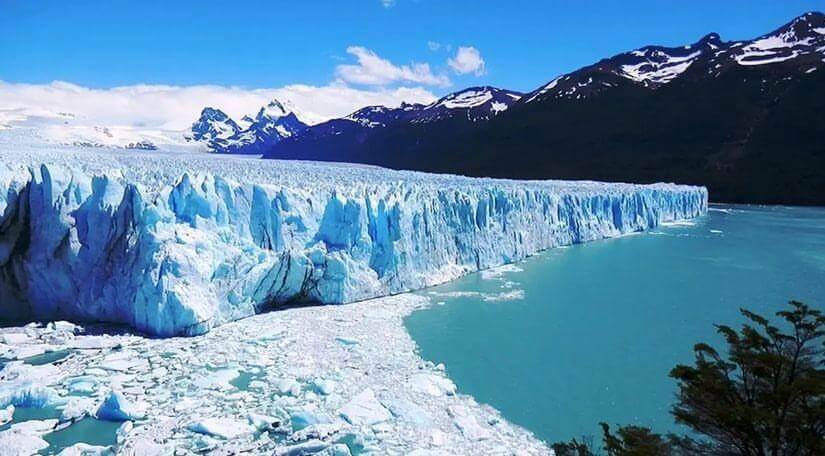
[523,12,825,103]
[188,100,308,154]
[263,12,825,205]
[417,87,522,122]
[255,86,520,159]
[188,107,241,146]
[337,86,521,128]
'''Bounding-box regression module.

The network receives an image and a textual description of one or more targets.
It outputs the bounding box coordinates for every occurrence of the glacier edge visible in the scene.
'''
[0,159,707,336]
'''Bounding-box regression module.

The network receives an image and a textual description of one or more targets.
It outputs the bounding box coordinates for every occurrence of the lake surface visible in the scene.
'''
[405,204,825,444]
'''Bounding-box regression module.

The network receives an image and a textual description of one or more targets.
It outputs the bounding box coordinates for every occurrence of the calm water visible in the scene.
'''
[405,205,825,444]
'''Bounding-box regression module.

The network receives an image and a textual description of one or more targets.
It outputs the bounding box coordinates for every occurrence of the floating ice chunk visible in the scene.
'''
[384,398,432,427]
[428,291,483,298]
[335,337,359,346]
[69,337,122,350]
[275,439,330,456]
[192,434,219,453]
[57,443,114,456]
[8,343,55,359]
[323,443,354,456]
[116,421,133,445]
[247,412,280,431]
[193,368,240,390]
[407,450,453,456]
[448,406,491,441]
[0,418,57,455]
[95,391,146,421]
[290,409,332,431]
[481,289,525,302]
[479,263,523,280]
[311,378,336,395]
[338,388,392,426]
[274,378,301,396]
[48,321,80,333]
[0,405,13,425]
[98,352,148,372]
[408,374,457,397]
[67,376,99,395]
[0,429,49,455]
[1,333,30,344]
[0,382,59,408]
[188,417,253,439]
[60,396,96,422]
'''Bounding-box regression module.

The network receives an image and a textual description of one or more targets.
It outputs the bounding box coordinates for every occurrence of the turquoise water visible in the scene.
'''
[405,205,825,444]
[42,417,120,454]
[0,406,119,454]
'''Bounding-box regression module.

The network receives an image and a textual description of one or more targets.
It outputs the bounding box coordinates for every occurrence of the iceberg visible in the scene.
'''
[0,143,707,336]
[95,391,146,421]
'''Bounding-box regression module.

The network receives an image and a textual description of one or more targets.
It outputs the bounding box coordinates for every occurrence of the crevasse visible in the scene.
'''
[0,162,707,336]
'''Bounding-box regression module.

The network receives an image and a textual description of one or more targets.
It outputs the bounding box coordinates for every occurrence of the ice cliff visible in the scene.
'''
[0,144,707,336]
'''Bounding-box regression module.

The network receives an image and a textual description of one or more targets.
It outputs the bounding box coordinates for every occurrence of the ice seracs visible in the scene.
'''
[0,136,707,336]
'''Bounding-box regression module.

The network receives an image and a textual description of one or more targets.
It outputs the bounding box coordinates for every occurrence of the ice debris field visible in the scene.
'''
[0,132,707,454]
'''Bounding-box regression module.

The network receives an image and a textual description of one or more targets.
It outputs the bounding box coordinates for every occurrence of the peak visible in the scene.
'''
[266,99,286,110]
[698,32,722,45]
[797,11,824,23]
[256,99,290,121]
[771,11,825,37]
[200,107,228,118]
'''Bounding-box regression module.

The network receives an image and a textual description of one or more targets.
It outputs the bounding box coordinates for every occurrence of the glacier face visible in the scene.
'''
[0,137,707,336]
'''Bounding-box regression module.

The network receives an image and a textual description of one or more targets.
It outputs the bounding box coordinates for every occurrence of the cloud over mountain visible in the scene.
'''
[0,80,436,129]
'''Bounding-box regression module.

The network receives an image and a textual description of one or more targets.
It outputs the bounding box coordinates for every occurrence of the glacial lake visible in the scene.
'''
[405,204,825,445]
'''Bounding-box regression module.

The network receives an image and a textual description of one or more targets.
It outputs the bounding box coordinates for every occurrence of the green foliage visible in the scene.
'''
[551,301,824,456]
[551,437,596,456]
[670,301,825,455]
[600,423,672,456]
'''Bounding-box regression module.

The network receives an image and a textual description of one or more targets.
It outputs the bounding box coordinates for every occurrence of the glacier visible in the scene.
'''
[0,135,707,336]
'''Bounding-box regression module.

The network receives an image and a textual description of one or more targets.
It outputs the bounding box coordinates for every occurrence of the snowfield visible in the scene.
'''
[0,128,707,336]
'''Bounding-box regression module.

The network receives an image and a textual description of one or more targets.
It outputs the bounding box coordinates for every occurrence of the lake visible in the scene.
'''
[405,204,825,444]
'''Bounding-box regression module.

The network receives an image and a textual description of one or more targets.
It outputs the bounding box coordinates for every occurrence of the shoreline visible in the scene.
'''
[0,293,550,455]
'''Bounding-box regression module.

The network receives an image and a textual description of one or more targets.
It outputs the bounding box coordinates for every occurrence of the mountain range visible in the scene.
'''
[192,12,825,205]
[188,99,307,154]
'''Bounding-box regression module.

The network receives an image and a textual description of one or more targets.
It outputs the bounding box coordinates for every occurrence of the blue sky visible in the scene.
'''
[1,0,821,93]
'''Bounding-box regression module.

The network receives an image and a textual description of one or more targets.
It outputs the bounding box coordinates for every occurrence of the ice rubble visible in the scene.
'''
[0,294,553,454]
[0,140,707,336]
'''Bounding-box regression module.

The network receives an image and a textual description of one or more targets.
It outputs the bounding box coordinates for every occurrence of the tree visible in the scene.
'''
[669,301,825,455]
[600,423,672,456]
[551,437,596,456]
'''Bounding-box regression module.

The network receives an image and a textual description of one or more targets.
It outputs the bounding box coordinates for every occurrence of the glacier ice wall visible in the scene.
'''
[0,149,707,336]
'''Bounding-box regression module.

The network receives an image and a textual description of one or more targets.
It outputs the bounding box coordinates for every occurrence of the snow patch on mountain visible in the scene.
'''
[620,50,702,83]
[524,12,825,103]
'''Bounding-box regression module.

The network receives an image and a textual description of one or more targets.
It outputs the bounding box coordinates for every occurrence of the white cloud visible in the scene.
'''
[380,0,396,7]
[0,80,437,130]
[427,41,442,52]
[335,46,451,87]
[447,46,486,76]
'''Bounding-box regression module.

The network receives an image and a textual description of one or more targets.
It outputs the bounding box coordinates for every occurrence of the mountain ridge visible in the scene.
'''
[197,12,825,204]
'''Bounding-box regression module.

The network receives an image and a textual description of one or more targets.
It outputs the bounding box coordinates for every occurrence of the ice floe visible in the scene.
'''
[0,294,551,454]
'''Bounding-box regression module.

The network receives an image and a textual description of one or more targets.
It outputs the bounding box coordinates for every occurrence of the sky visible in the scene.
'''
[0,0,821,128]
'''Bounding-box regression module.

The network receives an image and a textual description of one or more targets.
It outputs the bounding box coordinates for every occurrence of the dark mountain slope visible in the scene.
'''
[264,12,825,204]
